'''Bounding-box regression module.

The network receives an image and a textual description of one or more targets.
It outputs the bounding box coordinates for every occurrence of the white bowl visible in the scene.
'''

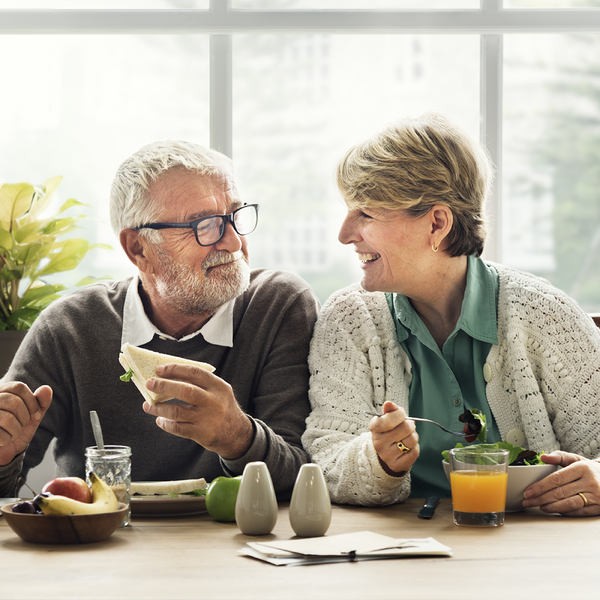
[442,460,557,512]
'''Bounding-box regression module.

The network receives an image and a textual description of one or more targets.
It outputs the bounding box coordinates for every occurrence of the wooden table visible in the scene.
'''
[2,499,599,600]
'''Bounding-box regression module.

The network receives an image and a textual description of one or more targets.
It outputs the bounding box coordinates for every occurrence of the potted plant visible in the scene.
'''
[0,176,110,374]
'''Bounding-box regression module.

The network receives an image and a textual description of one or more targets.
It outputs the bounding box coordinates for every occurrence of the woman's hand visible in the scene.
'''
[369,400,420,476]
[522,451,600,516]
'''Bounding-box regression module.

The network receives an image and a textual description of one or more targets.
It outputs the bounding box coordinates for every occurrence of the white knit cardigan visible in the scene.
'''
[302,263,600,506]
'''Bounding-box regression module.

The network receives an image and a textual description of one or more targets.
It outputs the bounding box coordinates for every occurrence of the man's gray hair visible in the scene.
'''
[109,140,234,237]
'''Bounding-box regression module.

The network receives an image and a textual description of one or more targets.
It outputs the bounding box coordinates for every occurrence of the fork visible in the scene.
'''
[363,411,473,438]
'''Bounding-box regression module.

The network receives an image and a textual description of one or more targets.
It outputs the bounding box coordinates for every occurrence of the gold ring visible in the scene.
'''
[578,492,589,507]
[397,441,411,453]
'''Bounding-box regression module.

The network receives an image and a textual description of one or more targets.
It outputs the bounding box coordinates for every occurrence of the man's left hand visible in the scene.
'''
[142,363,254,460]
[522,451,600,516]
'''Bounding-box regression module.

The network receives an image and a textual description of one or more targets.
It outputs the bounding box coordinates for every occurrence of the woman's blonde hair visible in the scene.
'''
[335,113,494,257]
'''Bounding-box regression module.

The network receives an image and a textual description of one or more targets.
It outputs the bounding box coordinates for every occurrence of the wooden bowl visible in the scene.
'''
[0,502,128,544]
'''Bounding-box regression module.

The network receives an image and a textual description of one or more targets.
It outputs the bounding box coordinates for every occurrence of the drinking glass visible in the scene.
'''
[85,445,132,527]
[449,447,509,527]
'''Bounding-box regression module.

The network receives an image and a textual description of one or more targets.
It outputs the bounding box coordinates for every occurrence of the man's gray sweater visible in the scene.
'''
[0,269,319,498]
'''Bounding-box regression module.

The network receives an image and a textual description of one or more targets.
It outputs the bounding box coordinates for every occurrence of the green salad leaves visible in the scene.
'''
[459,408,487,443]
[442,441,545,466]
[120,368,134,382]
[167,489,207,498]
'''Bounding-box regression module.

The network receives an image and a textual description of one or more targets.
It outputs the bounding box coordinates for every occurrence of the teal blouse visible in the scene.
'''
[386,255,501,498]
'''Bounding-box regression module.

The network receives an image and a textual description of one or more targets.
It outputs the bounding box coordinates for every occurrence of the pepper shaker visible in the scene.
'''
[289,463,331,537]
[235,461,278,535]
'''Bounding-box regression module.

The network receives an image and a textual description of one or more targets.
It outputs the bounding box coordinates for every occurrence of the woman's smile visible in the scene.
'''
[358,252,381,266]
[340,207,428,292]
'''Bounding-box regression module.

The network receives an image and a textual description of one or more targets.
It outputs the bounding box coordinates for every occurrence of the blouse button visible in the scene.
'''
[452,397,461,407]
[506,429,526,447]
[483,363,493,383]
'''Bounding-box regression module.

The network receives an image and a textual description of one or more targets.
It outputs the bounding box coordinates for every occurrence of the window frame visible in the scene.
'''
[2,0,600,262]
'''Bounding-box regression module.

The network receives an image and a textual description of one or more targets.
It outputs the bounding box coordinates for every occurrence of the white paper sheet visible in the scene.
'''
[239,531,452,566]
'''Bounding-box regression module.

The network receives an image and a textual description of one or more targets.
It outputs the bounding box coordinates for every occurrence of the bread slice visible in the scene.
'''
[119,343,215,405]
[131,478,208,496]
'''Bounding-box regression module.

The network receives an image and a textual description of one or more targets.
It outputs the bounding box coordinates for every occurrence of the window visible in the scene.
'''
[0,33,209,286]
[2,0,600,308]
[504,30,600,308]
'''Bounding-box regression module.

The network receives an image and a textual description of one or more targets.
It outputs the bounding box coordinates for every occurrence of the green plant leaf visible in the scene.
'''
[30,293,63,311]
[0,175,111,330]
[26,176,63,220]
[6,307,40,327]
[0,268,23,283]
[12,222,46,245]
[0,182,36,221]
[35,238,90,276]
[14,242,51,279]
[20,284,66,307]
[43,215,82,237]
[58,198,88,214]
[0,228,12,251]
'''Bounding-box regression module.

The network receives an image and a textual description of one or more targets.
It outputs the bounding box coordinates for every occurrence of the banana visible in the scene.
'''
[34,472,119,516]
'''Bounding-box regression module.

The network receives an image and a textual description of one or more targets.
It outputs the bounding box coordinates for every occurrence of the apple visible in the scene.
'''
[41,477,92,503]
[205,476,242,522]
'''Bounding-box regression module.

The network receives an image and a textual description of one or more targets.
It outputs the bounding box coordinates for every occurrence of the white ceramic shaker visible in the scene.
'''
[235,461,278,535]
[289,463,331,537]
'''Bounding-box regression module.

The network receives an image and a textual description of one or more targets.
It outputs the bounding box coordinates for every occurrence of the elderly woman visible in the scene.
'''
[302,113,600,515]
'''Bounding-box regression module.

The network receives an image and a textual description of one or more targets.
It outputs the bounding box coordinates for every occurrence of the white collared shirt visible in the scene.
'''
[121,274,235,349]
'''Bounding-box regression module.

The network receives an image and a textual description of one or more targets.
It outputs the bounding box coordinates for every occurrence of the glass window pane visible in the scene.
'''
[0,35,209,288]
[233,33,479,303]
[0,1,208,7]
[503,32,600,312]
[504,0,600,7]
[233,0,478,7]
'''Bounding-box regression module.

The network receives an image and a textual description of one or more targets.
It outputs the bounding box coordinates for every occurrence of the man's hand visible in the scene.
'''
[0,382,53,466]
[142,363,254,460]
[522,451,600,516]
[369,400,420,476]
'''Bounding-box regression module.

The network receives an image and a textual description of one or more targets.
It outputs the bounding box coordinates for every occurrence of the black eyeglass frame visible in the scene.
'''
[134,203,259,247]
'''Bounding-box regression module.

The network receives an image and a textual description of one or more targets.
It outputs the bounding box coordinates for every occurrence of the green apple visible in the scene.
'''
[205,476,242,522]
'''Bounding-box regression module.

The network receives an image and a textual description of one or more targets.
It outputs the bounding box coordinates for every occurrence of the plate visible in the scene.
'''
[130,495,207,517]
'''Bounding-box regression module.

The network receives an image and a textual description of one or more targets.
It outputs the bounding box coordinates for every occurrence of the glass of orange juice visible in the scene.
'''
[449,447,509,527]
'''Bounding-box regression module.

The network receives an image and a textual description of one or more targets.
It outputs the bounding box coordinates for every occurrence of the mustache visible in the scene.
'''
[202,250,245,269]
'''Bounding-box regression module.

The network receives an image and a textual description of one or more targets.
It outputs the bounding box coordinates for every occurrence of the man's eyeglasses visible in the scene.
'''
[134,203,259,247]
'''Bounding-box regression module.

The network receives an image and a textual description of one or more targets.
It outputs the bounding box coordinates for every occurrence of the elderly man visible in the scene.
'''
[0,141,319,498]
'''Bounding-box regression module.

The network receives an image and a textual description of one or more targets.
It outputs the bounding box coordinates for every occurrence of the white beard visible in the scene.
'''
[154,249,250,316]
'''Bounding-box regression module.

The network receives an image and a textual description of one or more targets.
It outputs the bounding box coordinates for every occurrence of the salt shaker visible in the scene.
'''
[235,461,278,535]
[289,463,331,537]
[85,445,132,527]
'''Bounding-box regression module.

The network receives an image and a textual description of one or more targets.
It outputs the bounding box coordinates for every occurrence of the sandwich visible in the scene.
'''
[130,478,208,497]
[119,343,215,405]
